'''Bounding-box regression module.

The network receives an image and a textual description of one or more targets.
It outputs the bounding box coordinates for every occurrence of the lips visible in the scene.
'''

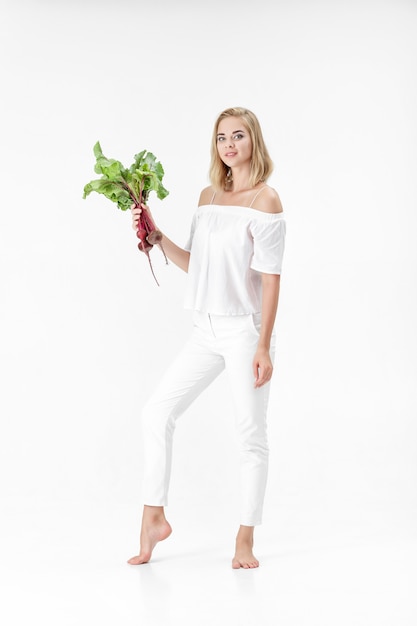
[225,152,237,157]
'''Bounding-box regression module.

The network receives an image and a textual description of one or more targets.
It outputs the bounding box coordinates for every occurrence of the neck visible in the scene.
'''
[228,165,251,192]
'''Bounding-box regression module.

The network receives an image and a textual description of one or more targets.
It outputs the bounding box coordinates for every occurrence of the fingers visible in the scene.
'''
[131,203,145,230]
[255,372,272,388]
[253,361,273,388]
[131,211,140,230]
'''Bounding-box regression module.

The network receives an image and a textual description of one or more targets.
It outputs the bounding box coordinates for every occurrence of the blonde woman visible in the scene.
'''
[128,107,286,569]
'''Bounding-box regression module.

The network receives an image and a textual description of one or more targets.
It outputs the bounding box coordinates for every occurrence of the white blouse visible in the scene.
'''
[183,203,286,315]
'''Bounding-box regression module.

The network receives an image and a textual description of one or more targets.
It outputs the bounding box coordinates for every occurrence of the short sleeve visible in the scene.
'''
[184,212,197,252]
[249,214,286,274]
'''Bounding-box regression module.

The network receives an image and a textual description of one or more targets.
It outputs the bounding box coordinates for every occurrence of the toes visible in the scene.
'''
[127,556,141,565]
[232,558,260,569]
[127,554,150,565]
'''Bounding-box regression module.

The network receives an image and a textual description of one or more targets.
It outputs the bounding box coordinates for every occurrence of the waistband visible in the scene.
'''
[192,310,262,337]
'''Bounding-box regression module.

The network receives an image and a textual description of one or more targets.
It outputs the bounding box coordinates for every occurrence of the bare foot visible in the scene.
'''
[232,526,259,569]
[128,507,172,565]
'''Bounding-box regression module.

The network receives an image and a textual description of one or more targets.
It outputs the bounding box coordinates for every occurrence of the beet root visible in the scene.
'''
[136,228,147,241]
[146,229,163,245]
[138,240,153,254]
[134,203,167,285]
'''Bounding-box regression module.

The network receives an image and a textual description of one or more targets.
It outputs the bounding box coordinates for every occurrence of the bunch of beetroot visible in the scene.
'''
[83,141,169,285]
[135,204,168,285]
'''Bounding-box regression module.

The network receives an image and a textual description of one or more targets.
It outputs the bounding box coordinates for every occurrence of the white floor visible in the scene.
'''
[2,497,416,626]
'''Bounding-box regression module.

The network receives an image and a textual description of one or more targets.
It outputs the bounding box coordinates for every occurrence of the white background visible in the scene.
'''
[1,0,416,624]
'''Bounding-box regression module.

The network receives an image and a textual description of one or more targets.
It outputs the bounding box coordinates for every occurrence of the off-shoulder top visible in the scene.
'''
[183,189,286,315]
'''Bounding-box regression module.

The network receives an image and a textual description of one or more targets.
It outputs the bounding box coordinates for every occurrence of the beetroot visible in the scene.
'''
[83,142,169,285]
[135,204,168,286]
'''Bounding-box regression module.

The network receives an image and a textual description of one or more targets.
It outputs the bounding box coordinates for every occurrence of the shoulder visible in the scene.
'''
[198,186,216,206]
[252,185,283,214]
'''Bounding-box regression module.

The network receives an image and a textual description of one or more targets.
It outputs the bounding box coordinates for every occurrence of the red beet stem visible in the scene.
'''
[144,248,159,286]
[141,210,156,235]
[158,242,168,265]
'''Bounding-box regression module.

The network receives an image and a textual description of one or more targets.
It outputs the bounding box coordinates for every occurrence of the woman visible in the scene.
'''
[128,107,286,569]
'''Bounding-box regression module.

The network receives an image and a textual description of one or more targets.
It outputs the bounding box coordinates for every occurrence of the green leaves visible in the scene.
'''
[130,149,169,202]
[83,178,133,211]
[83,141,169,211]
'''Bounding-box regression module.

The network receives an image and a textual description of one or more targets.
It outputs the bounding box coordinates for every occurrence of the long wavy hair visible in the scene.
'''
[209,107,274,191]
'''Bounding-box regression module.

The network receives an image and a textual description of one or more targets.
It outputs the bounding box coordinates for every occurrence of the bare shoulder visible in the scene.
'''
[198,185,215,206]
[252,185,284,214]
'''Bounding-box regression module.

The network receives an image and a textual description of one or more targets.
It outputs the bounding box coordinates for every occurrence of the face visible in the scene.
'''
[216,116,252,168]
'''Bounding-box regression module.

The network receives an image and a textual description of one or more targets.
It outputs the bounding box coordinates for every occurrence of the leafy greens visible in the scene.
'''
[83,141,169,209]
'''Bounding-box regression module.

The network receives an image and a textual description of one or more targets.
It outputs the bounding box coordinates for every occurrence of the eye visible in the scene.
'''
[233,133,244,140]
[217,136,225,142]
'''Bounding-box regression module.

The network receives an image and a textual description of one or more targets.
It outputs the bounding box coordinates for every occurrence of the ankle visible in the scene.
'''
[236,525,254,544]
[142,505,166,523]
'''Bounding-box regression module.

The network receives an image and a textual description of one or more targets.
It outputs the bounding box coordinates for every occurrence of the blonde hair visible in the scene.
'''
[209,107,274,190]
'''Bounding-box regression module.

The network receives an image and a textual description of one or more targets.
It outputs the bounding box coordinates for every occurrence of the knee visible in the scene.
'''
[141,399,175,435]
[237,423,269,455]
[240,439,269,457]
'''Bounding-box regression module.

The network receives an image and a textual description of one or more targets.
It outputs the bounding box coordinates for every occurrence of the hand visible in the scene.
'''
[131,203,141,231]
[130,203,156,231]
[253,347,273,388]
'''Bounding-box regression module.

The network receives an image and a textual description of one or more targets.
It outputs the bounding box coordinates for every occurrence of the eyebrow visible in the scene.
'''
[216,129,245,136]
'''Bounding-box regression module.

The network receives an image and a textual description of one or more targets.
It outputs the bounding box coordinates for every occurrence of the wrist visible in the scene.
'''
[256,342,270,352]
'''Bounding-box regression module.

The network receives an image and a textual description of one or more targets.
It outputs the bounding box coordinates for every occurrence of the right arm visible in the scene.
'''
[131,204,190,273]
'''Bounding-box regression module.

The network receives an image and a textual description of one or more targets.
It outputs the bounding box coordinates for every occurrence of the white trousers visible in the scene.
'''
[141,311,275,526]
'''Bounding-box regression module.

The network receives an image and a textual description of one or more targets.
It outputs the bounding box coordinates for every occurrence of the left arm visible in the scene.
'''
[253,273,281,388]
